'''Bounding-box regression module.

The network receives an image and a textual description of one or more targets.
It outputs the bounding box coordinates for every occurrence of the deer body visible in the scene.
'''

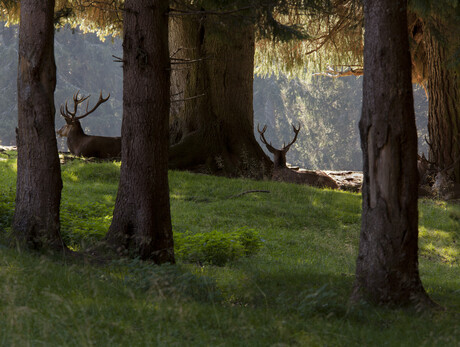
[258,124,339,190]
[272,167,339,189]
[58,120,121,158]
[57,91,121,159]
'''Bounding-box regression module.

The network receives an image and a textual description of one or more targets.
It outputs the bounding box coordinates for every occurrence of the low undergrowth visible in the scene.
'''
[0,152,459,346]
[175,227,263,266]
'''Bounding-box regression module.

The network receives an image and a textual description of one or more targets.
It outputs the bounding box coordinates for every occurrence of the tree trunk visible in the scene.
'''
[352,0,432,306]
[105,0,174,263]
[426,27,460,183]
[12,0,65,251]
[169,13,271,177]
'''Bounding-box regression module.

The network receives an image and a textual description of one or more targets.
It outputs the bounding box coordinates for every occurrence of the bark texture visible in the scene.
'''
[426,26,460,183]
[12,0,65,250]
[105,0,174,263]
[352,0,431,306]
[169,13,271,177]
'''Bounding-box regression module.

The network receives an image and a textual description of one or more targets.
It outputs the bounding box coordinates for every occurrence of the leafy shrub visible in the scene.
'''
[236,227,264,255]
[174,228,263,266]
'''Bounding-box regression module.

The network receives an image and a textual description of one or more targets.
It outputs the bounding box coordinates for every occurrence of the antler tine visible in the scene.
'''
[292,122,301,133]
[72,90,90,103]
[283,123,301,152]
[64,100,75,117]
[59,104,72,120]
[75,90,110,120]
[257,123,277,153]
[64,90,90,118]
[257,123,268,144]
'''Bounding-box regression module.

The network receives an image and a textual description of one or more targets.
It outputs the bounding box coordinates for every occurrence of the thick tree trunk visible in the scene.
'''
[351,0,431,306]
[105,0,174,263]
[169,13,271,177]
[426,28,460,183]
[12,0,65,251]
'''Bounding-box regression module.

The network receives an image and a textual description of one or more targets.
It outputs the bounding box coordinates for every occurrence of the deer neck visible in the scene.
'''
[273,151,287,169]
[67,121,88,150]
[68,121,86,137]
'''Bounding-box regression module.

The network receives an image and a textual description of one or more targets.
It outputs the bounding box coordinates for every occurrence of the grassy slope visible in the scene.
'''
[0,152,459,346]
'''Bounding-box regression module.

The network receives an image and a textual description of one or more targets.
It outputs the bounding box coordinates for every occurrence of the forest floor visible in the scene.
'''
[0,150,459,346]
[1,145,365,191]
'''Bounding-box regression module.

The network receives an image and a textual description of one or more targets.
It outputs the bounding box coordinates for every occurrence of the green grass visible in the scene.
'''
[0,151,459,346]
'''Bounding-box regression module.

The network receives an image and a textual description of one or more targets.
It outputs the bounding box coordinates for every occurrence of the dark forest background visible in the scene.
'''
[0,23,428,171]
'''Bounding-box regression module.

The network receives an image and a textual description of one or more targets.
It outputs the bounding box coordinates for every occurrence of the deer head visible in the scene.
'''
[257,123,301,168]
[57,90,110,137]
[57,91,121,158]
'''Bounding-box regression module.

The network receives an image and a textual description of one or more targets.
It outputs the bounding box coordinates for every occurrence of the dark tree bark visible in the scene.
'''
[426,27,460,183]
[169,13,271,177]
[12,0,66,251]
[105,0,174,263]
[351,0,432,306]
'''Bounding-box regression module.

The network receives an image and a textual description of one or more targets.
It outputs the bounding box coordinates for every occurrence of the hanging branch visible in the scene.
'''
[171,94,206,103]
[112,55,123,64]
[170,56,210,65]
[313,65,363,78]
[168,6,254,17]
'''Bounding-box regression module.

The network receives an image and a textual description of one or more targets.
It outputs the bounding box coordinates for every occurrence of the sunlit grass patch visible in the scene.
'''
[419,199,460,266]
[61,160,120,183]
[0,157,460,345]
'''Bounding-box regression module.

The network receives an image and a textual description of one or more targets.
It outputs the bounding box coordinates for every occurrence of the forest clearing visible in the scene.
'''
[1,0,459,345]
[1,150,459,346]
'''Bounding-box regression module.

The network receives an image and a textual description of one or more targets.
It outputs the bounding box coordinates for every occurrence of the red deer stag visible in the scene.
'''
[57,91,121,159]
[258,124,338,189]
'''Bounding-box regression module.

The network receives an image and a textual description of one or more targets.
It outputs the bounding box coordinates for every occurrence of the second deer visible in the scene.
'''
[57,91,121,159]
[258,124,338,189]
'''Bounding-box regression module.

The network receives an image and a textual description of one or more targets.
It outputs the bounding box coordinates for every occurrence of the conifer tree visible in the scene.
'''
[105,0,174,263]
[352,0,433,306]
[168,0,343,175]
[13,0,66,251]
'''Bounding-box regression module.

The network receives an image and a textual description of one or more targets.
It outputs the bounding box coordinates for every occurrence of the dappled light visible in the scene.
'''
[419,224,459,266]
[0,0,459,342]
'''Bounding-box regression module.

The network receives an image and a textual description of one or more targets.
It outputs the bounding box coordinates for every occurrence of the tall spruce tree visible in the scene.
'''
[351,0,432,306]
[419,2,460,184]
[168,0,342,176]
[12,0,66,251]
[105,0,174,263]
[169,5,271,176]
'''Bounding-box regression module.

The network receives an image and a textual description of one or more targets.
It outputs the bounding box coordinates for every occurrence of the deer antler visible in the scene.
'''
[59,104,71,120]
[282,123,301,152]
[61,90,110,120]
[76,91,110,120]
[64,90,90,118]
[257,124,277,153]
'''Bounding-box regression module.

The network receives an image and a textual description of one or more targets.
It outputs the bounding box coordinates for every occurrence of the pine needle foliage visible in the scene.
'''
[255,0,363,77]
[1,0,456,74]
[0,0,123,39]
[169,0,364,76]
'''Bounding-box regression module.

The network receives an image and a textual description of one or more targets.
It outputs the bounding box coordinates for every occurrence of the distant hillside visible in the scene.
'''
[253,75,428,170]
[0,23,428,170]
